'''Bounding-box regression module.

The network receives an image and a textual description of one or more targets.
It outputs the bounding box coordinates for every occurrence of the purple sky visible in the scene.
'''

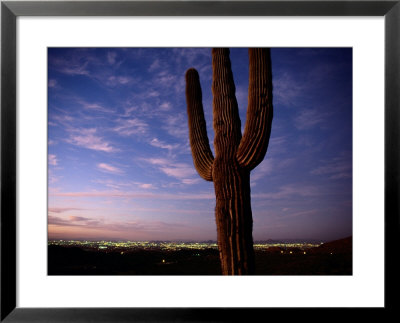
[48,48,352,242]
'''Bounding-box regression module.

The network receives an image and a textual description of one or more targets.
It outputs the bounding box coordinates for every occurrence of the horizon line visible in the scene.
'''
[48,236,352,244]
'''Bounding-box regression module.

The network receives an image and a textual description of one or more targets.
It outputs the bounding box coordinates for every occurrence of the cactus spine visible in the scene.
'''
[185,48,273,275]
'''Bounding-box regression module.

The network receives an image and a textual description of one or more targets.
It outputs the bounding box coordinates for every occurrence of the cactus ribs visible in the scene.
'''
[185,49,273,275]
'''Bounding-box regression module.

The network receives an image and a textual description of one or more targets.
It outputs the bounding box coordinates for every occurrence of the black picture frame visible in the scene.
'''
[1,1,399,322]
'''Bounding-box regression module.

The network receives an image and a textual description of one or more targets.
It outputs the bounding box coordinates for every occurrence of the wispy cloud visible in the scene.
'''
[273,72,305,106]
[159,102,172,111]
[48,207,83,214]
[148,58,161,72]
[76,98,115,113]
[138,183,155,189]
[51,55,90,76]
[163,114,188,139]
[97,163,124,175]
[235,84,248,111]
[48,215,100,227]
[107,51,117,65]
[48,79,58,88]
[121,106,138,118]
[311,154,352,180]
[48,169,62,185]
[69,215,94,222]
[294,108,329,130]
[160,165,196,179]
[251,157,294,185]
[51,113,75,127]
[150,138,179,151]
[48,214,198,241]
[48,154,58,166]
[106,75,134,87]
[113,118,149,136]
[181,178,201,185]
[49,49,137,91]
[284,209,321,218]
[143,158,197,182]
[66,128,117,152]
[253,184,324,200]
[251,158,273,182]
[93,179,156,190]
[172,47,211,69]
[51,189,214,200]
[155,70,177,88]
[269,135,286,147]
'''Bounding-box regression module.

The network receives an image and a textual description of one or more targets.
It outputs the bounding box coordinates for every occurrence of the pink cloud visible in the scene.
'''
[143,158,197,181]
[138,183,155,189]
[51,190,214,200]
[97,163,124,174]
[160,165,196,179]
[150,138,178,151]
[48,154,58,166]
[113,118,148,136]
[66,128,117,152]
[48,207,83,214]
[107,51,117,65]
[294,108,330,130]
[60,61,89,76]
[48,79,57,88]
[48,215,214,241]
[253,184,324,200]
[311,155,351,180]
[48,215,100,227]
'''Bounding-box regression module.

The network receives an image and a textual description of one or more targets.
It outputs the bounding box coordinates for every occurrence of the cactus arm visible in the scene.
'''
[185,68,214,181]
[212,48,242,158]
[236,48,273,170]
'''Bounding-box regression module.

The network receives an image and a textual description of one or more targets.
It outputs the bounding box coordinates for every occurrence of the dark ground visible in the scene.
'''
[48,237,352,275]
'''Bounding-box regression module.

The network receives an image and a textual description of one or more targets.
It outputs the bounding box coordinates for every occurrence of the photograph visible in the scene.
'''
[47,47,353,276]
[2,0,398,320]
[1,0,399,320]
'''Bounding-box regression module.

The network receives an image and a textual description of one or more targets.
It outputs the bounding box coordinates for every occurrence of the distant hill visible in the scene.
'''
[309,236,352,254]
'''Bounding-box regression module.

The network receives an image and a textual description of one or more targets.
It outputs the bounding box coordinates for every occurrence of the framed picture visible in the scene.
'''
[1,0,398,321]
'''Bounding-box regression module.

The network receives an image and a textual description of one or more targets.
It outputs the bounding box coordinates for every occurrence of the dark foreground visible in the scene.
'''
[48,237,352,275]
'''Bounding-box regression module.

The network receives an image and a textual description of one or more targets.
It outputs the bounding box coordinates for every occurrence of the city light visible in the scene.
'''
[48,240,322,253]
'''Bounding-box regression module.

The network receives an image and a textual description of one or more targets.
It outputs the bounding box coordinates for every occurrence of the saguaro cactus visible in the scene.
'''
[185,48,273,275]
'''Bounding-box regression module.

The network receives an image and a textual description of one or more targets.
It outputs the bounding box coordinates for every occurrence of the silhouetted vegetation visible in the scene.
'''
[185,48,273,274]
[48,237,352,275]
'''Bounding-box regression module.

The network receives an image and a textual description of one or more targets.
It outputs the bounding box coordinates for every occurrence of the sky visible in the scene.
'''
[48,47,352,242]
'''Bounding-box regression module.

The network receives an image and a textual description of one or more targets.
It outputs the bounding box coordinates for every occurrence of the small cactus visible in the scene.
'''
[185,48,273,275]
